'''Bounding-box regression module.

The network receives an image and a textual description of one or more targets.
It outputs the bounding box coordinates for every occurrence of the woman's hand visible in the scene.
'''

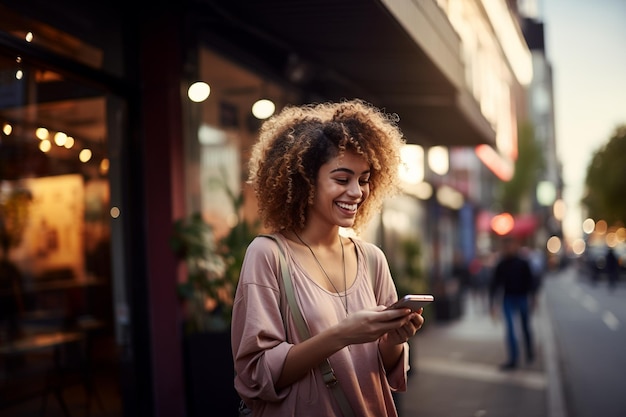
[334,306,423,347]
[377,307,424,371]
[277,306,424,388]
[379,307,424,346]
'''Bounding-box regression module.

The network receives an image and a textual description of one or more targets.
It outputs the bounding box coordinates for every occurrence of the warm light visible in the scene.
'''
[188,81,211,103]
[595,220,608,234]
[382,209,410,232]
[35,127,49,140]
[39,139,51,152]
[2,123,12,135]
[436,185,464,210]
[15,70,23,80]
[110,206,121,218]
[537,181,556,206]
[79,149,92,162]
[491,212,515,235]
[475,145,513,181]
[252,99,275,119]
[553,199,566,221]
[54,131,67,146]
[198,124,226,145]
[481,0,533,85]
[571,238,586,256]
[428,146,449,176]
[399,144,424,184]
[582,218,595,234]
[99,158,110,175]
[606,232,618,248]
[402,181,433,200]
[617,228,626,242]
[64,136,75,149]
[25,32,33,42]
[546,236,561,254]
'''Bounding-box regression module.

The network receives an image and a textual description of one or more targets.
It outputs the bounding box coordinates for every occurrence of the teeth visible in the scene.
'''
[337,202,357,211]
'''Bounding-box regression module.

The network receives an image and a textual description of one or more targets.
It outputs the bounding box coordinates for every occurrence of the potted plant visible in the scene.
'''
[171,171,259,332]
[170,212,230,333]
[170,178,258,417]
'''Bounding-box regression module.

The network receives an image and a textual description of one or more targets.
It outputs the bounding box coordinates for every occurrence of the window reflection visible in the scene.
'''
[0,22,121,416]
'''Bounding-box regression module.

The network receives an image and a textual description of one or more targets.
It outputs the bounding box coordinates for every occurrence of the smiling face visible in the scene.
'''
[308,150,371,230]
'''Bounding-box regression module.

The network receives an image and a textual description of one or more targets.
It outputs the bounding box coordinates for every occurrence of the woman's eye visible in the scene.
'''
[334,177,368,185]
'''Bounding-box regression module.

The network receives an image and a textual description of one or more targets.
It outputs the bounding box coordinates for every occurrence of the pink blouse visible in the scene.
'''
[231,234,409,416]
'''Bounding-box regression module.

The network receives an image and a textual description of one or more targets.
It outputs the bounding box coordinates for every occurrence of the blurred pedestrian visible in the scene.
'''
[605,247,619,291]
[468,253,492,313]
[232,99,425,416]
[489,236,537,370]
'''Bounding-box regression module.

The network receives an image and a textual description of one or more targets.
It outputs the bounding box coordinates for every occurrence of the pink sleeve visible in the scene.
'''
[383,342,409,392]
[231,237,293,403]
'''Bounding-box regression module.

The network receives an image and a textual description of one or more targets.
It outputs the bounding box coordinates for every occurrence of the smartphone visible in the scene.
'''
[386,294,434,312]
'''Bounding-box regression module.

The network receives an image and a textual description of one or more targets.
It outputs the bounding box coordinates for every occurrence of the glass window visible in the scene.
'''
[0,21,122,416]
[186,48,299,238]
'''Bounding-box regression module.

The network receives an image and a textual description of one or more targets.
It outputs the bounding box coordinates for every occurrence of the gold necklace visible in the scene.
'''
[294,231,348,314]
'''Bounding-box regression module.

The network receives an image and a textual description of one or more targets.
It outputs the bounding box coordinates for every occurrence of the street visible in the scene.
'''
[399,264,625,417]
[544,266,626,417]
[401,282,549,417]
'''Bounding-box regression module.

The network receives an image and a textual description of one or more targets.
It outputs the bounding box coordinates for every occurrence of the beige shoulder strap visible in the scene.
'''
[258,234,308,340]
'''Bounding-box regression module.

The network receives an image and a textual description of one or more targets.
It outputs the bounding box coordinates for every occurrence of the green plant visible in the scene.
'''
[171,176,258,334]
[171,212,229,333]
[393,236,427,296]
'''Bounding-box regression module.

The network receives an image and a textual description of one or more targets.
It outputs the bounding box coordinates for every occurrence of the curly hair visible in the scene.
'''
[247,99,405,233]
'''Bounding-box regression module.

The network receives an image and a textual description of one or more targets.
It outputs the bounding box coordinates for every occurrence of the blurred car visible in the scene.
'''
[582,243,626,282]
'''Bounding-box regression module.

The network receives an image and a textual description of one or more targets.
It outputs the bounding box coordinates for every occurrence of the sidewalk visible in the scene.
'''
[398,280,567,417]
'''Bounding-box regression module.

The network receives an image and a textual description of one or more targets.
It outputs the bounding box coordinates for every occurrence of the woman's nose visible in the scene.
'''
[347,180,364,197]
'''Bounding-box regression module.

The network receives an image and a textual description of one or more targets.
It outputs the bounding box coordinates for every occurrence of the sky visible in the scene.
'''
[538,0,626,243]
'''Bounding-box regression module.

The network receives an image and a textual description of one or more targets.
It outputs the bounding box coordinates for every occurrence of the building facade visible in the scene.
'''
[0,1,533,415]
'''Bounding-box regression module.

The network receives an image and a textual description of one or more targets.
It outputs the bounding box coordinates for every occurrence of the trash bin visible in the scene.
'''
[433,277,462,321]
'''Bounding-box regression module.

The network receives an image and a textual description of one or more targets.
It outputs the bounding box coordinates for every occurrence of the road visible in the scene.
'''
[544,265,626,417]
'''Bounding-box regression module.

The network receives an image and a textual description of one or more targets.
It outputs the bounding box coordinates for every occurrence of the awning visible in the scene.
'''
[192,0,496,148]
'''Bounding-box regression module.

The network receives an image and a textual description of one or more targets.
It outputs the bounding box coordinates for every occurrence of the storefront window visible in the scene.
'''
[187,48,299,237]
[0,18,122,416]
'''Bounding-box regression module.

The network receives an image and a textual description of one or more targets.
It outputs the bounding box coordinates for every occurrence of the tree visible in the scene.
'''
[498,122,544,214]
[582,124,626,227]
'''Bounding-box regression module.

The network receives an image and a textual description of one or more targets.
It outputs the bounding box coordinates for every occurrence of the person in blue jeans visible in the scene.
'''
[489,236,537,370]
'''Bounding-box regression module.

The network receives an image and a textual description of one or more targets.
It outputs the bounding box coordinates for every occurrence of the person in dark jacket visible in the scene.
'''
[605,247,619,291]
[489,236,537,370]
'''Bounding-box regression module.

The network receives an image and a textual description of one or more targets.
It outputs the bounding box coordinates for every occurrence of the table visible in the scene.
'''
[1,331,86,416]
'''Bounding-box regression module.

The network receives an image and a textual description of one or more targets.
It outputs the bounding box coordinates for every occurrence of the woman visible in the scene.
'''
[232,99,424,416]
